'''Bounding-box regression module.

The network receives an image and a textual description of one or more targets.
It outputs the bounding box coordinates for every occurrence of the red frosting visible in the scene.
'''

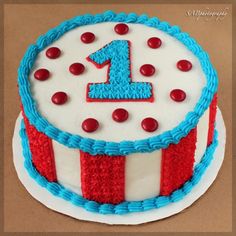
[80,151,125,204]
[160,128,197,196]
[177,60,192,72]
[46,47,61,59]
[207,93,217,146]
[81,32,95,44]
[147,37,162,48]
[141,117,159,132]
[170,89,186,102]
[51,92,68,105]
[82,118,99,132]
[140,64,156,77]
[69,63,85,75]
[22,110,57,182]
[114,23,129,35]
[112,108,129,122]
[34,69,50,81]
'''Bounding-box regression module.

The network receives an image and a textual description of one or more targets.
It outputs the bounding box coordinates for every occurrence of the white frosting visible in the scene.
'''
[194,108,210,165]
[125,151,162,201]
[29,22,206,142]
[52,140,81,195]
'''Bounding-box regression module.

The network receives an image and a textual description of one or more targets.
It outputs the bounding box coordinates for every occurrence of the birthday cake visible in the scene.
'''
[16,11,219,216]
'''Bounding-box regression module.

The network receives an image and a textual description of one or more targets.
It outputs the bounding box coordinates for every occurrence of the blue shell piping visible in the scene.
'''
[20,119,218,215]
[18,11,218,155]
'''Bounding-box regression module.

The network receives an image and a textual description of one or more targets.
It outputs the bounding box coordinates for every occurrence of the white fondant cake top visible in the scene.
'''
[29,22,206,142]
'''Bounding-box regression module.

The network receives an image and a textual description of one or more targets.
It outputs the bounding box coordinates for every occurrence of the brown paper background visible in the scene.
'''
[3,4,232,232]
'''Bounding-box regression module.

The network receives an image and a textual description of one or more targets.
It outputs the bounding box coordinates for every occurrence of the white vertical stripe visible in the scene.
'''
[125,151,162,201]
[52,140,82,195]
[194,108,210,165]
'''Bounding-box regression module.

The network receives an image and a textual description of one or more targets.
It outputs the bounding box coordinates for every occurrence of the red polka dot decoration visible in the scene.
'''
[69,63,85,75]
[46,47,61,59]
[141,117,159,132]
[147,37,162,49]
[51,92,68,105]
[140,64,156,76]
[112,108,129,122]
[81,32,95,44]
[170,89,186,102]
[82,118,99,133]
[34,69,50,81]
[114,23,129,35]
[177,60,192,72]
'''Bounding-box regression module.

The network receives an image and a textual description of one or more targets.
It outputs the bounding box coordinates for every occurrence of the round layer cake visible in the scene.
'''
[17,11,218,213]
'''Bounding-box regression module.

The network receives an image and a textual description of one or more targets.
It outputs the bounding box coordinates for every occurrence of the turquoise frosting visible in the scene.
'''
[18,11,218,156]
[88,40,152,100]
[20,119,218,215]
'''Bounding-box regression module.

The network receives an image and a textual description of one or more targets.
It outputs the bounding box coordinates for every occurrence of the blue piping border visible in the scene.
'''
[20,119,218,215]
[18,11,218,156]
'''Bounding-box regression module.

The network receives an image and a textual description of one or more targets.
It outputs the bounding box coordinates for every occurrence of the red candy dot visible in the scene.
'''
[34,69,50,81]
[81,32,95,44]
[51,92,68,105]
[82,118,99,133]
[140,64,156,76]
[141,117,159,132]
[170,89,186,102]
[46,47,61,59]
[112,108,129,122]
[114,23,129,35]
[69,63,85,75]
[177,60,192,72]
[147,37,162,49]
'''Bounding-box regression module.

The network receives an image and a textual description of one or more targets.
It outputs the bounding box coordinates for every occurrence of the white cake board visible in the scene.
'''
[12,109,226,225]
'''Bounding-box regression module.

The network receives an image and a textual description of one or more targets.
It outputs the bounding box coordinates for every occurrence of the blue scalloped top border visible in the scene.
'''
[20,119,218,215]
[17,11,218,156]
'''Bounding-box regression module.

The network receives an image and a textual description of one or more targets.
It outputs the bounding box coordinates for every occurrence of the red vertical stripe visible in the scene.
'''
[22,111,57,182]
[207,93,217,146]
[160,128,197,196]
[80,151,125,204]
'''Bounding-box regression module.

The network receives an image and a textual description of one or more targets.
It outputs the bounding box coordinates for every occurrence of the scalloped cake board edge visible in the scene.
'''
[12,108,226,225]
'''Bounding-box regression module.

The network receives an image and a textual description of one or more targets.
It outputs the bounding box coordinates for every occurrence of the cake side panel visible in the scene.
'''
[22,111,57,182]
[160,128,197,196]
[80,151,125,204]
[194,108,210,165]
[52,140,82,195]
[125,151,162,201]
[207,93,217,146]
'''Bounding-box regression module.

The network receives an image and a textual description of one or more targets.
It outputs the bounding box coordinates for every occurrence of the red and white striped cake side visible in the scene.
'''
[21,94,217,204]
[22,110,57,182]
